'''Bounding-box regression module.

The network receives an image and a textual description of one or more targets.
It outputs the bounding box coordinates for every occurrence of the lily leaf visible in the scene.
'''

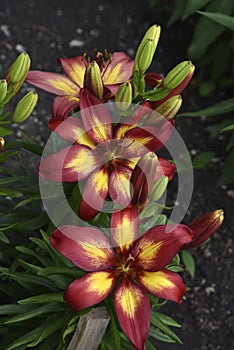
[197,11,234,31]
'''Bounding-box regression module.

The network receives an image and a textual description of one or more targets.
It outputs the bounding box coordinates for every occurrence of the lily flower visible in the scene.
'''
[26,51,134,111]
[40,89,176,220]
[50,208,192,350]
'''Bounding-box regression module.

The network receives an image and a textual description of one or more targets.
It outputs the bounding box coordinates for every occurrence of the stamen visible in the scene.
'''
[82,52,87,61]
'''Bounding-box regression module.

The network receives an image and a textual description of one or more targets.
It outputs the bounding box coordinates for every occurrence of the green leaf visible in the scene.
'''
[18,292,64,305]
[38,266,82,278]
[178,98,234,117]
[221,124,234,132]
[17,140,43,156]
[154,312,181,328]
[181,250,196,277]
[0,304,32,315]
[182,0,211,20]
[0,230,9,243]
[167,0,187,26]
[197,11,234,31]
[218,147,234,186]
[206,120,232,138]
[0,125,13,136]
[188,0,233,60]
[193,152,215,169]
[0,188,23,198]
[5,303,65,324]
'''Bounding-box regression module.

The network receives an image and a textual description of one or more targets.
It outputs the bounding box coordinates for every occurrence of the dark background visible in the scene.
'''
[0,1,233,349]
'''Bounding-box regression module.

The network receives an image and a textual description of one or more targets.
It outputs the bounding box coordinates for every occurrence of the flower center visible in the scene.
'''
[82,49,112,70]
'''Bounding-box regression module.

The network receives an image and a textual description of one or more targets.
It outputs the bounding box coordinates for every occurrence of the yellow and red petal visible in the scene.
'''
[132,224,192,271]
[109,163,133,207]
[52,96,80,118]
[26,71,79,96]
[155,157,176,181]
[114,278,150,350]
[110,207,139,252]
[39,145,99,182]
[102,52,134,85]
[78,165,110,220]
[80,88,113,144]
[59,56,87,88]
[64,271,116,311]
[49,116,95,148]
[50,225,116,271]
[136,269,186,303]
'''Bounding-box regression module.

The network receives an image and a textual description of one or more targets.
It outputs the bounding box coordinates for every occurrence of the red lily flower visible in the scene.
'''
[183,209,224,250]
[50,208,192,350]
[26,51,134,111]
[39,89,176,220]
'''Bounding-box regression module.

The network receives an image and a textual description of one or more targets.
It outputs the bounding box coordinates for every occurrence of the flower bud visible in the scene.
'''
[0,80,7,104]
[115,81,132,111]
[145,72,163,87]
[12,91,38,123]
[140,202,159,219]
[84,61,103,100]
[148,176,168,202]
[134,24,161,73]
[10,52,31,84]
[163,61,195,92]
[183,209,224,250]
[145,95,182,126]
[131,152,158,207]
[0,137,5,151]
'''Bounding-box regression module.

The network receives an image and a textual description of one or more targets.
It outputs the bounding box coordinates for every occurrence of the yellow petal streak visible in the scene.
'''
[114,214,135,250]
[65,149,96,175]
[87,272,114,296]
[93,167,109,193]
[81,239,110,264]
[137,239,162,269]
[139,271,174,293]
[117,283,143,318]
[47,79,78,95]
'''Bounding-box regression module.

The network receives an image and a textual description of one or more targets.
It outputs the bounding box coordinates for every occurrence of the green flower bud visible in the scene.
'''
[148,176,168,202]
[10,52,31,84]
[115,81,132,111]
[0,80,7,104]
[134,24,161,73]
[163,61,194,91]
[140,202,159,219]
[145,95,182,126]
[0,137,5,151]
[84,61,103,100]
[12,91,38,123]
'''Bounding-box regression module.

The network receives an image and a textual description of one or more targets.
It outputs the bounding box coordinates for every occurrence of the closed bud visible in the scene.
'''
[146,95,182,126]
[115,81,132,111]
[10,52,31,84]
[0,137,5,151]
[148,176,168,202]
[84,61,103,100]
[183,209,224,250]
[0,80,7,104]
[163,61,195,92]
[131,152,158,207]
[140,202,159,219]
[134,24,161,73]
[12,91,38,123]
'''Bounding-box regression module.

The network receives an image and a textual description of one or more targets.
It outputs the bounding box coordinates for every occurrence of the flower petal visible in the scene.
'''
[26,71,79,96]
[49,116,95,148]
[52,96,80,118]
[50,225,116,271]
[59,56,86,88]
[136,269,186,303]
[109,162,133,207]
[64,271,116,311]
[39,145,99,182]
[102,52,134,85]
[132,224,192,271]
[80,88,113,144]
[156,157,176,181]
[110,207,139,252]
[78,165,110,220]
[114,278,150,350]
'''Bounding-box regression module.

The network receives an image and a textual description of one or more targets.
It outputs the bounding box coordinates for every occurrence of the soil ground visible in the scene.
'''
[0,1,233,349]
